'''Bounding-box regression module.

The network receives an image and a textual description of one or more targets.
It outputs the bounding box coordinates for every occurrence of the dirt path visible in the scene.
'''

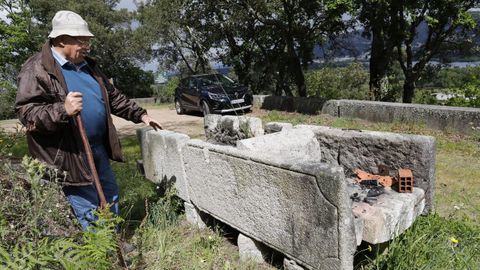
[0,107,207,139]
[112,107,206,139]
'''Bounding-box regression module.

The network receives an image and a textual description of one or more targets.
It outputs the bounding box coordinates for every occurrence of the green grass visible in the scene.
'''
[112,136,160,224]
[361,214,480,270]
[0,129,28,158]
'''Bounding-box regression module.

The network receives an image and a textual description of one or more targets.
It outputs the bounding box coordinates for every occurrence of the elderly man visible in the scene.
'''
[15,10,161,230]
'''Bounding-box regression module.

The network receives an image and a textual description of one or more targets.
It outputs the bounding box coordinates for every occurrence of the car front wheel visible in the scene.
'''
[175,99,185,114]
[201,100,211,116]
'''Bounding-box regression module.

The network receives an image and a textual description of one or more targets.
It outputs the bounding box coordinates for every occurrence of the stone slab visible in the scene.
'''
[298,125,435,214]
[137,128,190,201]
[322,99,480,134]
[352,188,425,244]
[136,128,174,181]
[183,140,356,270]
[236,128,321,164]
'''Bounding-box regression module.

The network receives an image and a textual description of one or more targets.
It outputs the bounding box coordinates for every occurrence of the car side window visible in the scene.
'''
[199,78,212,87]
[188,79,196,89]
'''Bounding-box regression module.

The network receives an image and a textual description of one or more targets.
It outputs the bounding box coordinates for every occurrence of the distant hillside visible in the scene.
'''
[316,10,480,64]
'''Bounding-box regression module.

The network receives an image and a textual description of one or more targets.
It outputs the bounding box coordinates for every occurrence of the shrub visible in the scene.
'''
[305,62,369,100]
[153,76,179,103]
[0,140,122,269]
[446,84,480,108]
[0,80,17,120]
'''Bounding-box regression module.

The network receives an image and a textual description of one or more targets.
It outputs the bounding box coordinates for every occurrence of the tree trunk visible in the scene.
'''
[287,46,307,97]
[402,76,415,103]
[369,24,391,101]
[275,65,286,96]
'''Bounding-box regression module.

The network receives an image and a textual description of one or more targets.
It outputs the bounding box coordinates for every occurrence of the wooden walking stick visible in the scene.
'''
[75,114,129,269]
[75,114,107,208]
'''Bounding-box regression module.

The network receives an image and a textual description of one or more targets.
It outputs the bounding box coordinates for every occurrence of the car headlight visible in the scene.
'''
[208,92,227,100]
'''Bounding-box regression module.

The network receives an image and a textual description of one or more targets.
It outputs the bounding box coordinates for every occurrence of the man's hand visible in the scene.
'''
[141,114,163,131]
[65,92,83,116]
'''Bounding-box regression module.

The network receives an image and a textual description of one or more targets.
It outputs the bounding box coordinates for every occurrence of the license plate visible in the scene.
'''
[230,98,244,104]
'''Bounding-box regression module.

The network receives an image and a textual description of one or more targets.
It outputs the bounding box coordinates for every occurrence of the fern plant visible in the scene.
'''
[0,154,122,269]
[0,209,120,270]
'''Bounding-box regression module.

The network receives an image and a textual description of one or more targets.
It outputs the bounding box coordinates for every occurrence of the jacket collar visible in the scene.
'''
[41,41,63,80]
[40,41,99,94]
[40,41,98,78]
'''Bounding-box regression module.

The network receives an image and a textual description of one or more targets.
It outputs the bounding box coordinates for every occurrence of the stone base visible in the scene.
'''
[184,202,206,229]
[238,234,267,263]
[352,187,425,244]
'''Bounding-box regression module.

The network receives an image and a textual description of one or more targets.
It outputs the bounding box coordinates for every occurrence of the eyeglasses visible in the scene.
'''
[71,37,92,47]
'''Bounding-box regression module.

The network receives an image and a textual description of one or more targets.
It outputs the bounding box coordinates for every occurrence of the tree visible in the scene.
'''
[358,1,403,101]
[359,0,479,103]
[0,0,40,82]
[0,0,41,119]
[136,0,214,75]
[396,0,478,103]
[224,0,354,97]
[28,0,154,97]
[137,0,354,96]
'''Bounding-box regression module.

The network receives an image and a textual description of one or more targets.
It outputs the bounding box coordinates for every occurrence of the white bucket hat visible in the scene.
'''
[48,10,94,38]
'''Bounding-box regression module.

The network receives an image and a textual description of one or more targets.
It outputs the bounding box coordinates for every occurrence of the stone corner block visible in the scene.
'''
[238,234,267,264]
[184,202,207,229]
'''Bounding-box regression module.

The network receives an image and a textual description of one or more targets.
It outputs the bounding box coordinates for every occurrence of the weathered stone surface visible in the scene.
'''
[353,217,364,246]
[298,125,435,214]
[136,128,174,181]
[322,99,480,134]
[138,121,435,269]
[205,115,264,145]
[284,258,305,270]
[264,122,293,134]
[137,128,190,201]
[183,140,356,270]
[352,188,425,244]
[204,114,222,133]
[236,128,321,164]
[184,202,206,229]
[238,234,266,263]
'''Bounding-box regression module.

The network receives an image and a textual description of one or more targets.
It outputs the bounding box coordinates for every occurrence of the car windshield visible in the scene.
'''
[197,74,236,88]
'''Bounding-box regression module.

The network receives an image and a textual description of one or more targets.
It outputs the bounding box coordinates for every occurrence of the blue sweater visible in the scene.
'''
[51,49,107,144]
[60,64,107,144]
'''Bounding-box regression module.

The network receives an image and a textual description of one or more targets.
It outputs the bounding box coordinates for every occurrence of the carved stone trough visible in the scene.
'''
[137,115,435,270]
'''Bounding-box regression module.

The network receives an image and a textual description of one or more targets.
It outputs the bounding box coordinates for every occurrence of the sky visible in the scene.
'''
[116,0,138,11]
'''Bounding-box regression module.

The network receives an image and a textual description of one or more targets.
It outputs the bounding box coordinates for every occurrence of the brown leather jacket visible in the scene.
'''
[15,41,147,186]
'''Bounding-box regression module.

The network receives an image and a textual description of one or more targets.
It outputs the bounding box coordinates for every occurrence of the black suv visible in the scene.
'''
[174,74,253,115]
